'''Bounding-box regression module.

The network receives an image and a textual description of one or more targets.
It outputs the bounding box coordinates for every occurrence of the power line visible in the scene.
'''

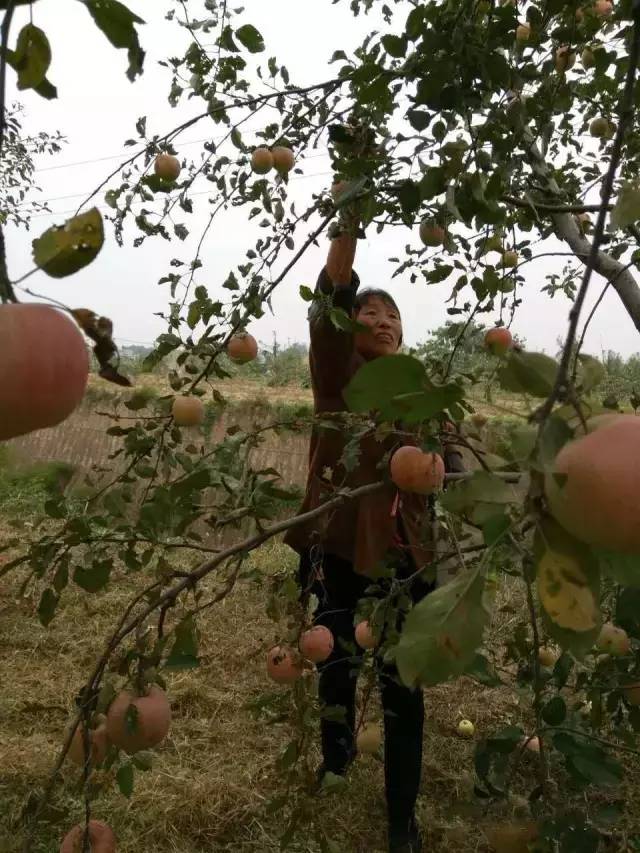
[34,136,217,173]
[34,134,328,174]
[28,168,334,219]
[27,151,330,207]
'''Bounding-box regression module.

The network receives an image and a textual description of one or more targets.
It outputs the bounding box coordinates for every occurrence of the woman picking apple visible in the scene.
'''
[284,184,464,853]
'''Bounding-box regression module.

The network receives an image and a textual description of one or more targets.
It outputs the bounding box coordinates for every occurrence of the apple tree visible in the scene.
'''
[2,0,640,850]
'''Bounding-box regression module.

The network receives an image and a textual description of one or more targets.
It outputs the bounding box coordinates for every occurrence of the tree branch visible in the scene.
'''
[503,194,612,214]
[502,195,613,213]
[0,222,16,302]
[521,131,640,335]
[0,1,16,158]
[25,480,385,847]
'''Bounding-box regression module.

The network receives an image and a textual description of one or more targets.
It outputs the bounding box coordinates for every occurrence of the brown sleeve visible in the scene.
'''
[442,421,466,474]
[308,266,360,397]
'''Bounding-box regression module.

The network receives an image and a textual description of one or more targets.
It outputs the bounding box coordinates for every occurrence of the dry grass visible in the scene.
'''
[0,534,546,853]
[86,371,529,418]
[87,374,314,408]
[2,539,637,853]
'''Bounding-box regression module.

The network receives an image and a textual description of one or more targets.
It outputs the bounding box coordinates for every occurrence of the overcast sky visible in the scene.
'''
[5,0,640,359]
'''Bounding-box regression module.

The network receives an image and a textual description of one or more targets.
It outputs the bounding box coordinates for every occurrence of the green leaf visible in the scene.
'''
[381,34,407,57]
[143,174,175,194]
[475,726,523,788]
[166,616,199,669]
[535,518,601,658]
[276,740,299,772]
[299,285,314,302]
[498,351,558,398]
[446,184,464,222]
[537,415,572,469]
[407,109,430,132]
[223,271,239,290]
[465,652,502,686]
[611,181,640,229]
[235,24,265,53]
[131,751,153,771]
[576,354,605,392]
[33,76,57,99]
[426,264,453,284]
[12,24,51,90]
[73,560,112,593]
[344,354,425,418]
[597,550,640,588]
[419,166,446,200]
[508,425,537,464]
[485,725,524,754]
[396,568,490,688]
[187,302,201,330]
[440,471,517,517]
[397,180,420,215]
[124,392,151,411]
[553,653,573,689]
[390,383,463,423]
[482,513,511,546]
[38,588,58,627]
[564,743,623,788]
[32,208,104,278]
[541,696,567,726]
[116,762,135,797]
[44,499,67,519]
[320,771,348,795]
[81,0,145,81]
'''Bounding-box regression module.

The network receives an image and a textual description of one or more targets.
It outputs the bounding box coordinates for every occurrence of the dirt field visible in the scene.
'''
[0,379,638,853]
[0,537,528,853]
[1,532,638,853]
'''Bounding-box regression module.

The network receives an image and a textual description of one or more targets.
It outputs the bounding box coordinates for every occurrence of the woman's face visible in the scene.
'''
[353,296,402,360]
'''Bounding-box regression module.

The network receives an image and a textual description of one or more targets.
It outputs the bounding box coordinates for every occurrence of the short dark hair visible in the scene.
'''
[353,288,403,346]
[354,288,401,316]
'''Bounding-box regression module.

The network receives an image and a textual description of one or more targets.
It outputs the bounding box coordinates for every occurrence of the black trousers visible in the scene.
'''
[298,548,433,835]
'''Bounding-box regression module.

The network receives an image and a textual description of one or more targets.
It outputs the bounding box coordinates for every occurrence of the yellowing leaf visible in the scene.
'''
[537,548,597,631]
[32,208,104,278]
[535,519,601,657]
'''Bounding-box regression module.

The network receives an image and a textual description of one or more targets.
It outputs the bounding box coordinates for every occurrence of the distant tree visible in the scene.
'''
[0,104,64,230]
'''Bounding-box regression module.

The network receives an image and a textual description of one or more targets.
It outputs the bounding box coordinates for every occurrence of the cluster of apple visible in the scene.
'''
[513,0,613,47]
[153,145,297,182]
[59,685,171,851]
[250,146,296,176]
[266,619,385,755]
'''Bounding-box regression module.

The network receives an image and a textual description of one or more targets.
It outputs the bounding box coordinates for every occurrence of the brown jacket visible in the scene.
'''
[284,267,463,577]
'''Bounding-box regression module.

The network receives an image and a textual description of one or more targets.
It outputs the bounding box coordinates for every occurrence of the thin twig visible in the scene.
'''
[522,555,549,790]
[189,210,335,391]
[442,303,480,381]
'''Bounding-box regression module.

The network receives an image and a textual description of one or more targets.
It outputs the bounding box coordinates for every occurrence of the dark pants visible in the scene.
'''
[298,548,433,837]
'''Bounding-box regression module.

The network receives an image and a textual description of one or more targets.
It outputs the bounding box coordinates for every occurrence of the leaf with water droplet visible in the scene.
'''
[32,208,104,278]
